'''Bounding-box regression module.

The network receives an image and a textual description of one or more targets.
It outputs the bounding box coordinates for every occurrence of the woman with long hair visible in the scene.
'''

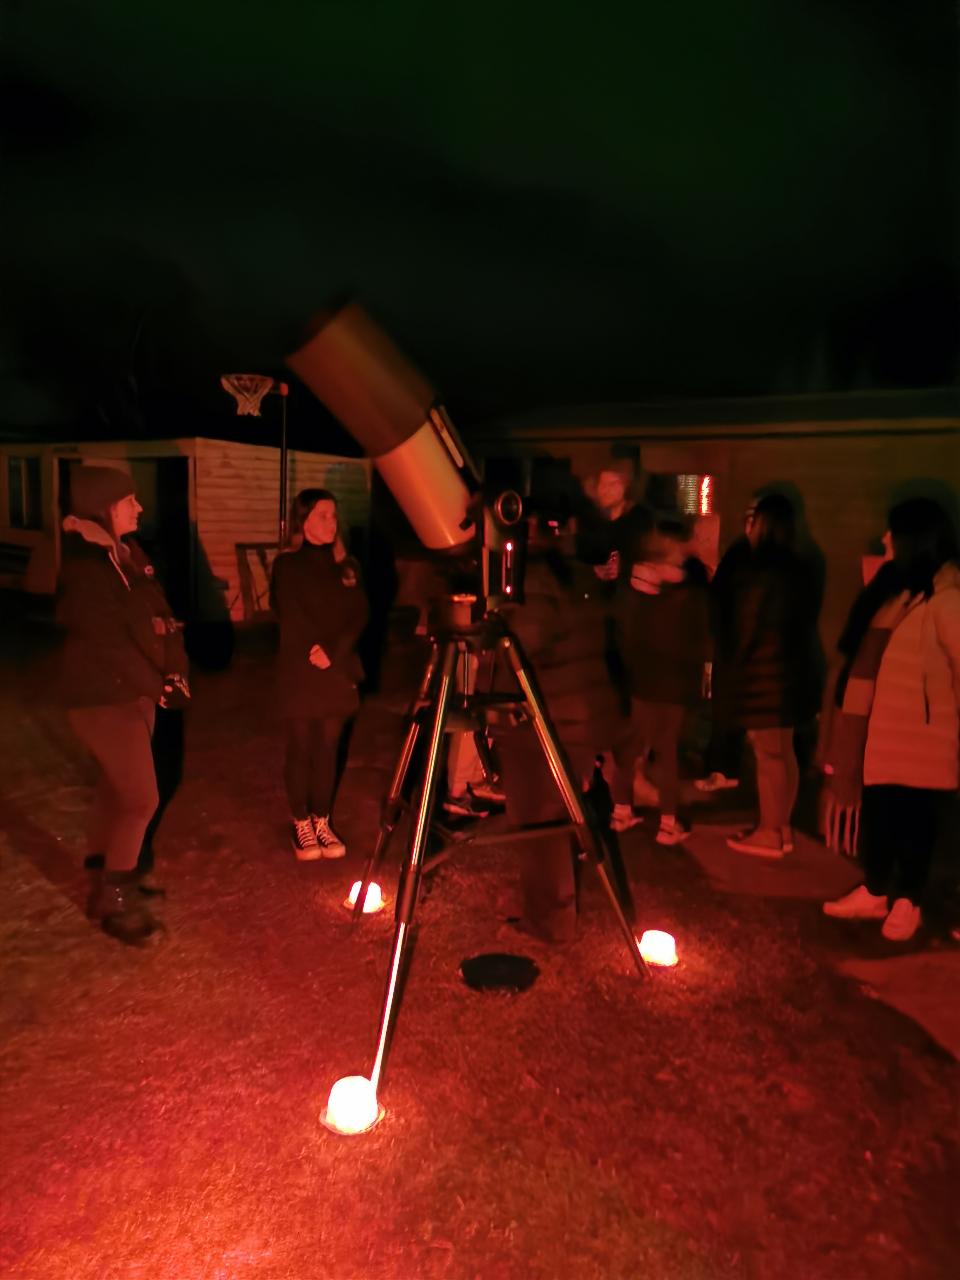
[269,488,369,859]
[720,492,819,857]
[59,465,188,944]
[823,497,960,941]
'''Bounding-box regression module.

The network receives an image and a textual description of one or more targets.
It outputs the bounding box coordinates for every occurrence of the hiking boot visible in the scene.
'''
[726,827,786,859]
[92,873,161,946]
[442,791,491,820]
[656,818,691,846]
[694,772,739,793]
[469,779,506,807]
[822,885,889,919]
[291,817,322,860]
[881,897,921,941]
[610,804,643,833]
[312,815,347,859]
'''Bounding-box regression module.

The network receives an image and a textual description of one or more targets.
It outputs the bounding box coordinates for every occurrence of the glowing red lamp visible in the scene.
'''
[344,881,385,913]
[638,930,678,967]
[320,1075,384,1135]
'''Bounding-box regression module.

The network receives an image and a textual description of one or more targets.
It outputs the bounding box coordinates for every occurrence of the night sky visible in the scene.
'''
[2,0,957,442]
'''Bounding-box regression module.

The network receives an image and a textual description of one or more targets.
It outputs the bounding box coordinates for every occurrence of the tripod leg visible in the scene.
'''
[369,640,457,1094]
[498,634,649,978]
[352,643,442,922]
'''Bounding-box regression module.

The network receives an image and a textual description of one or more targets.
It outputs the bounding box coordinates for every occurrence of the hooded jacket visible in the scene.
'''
[57,518,183,708]
[863,561,960,790]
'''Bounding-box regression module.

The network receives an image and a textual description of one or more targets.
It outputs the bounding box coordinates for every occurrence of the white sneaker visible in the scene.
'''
[822,885,888,919]
[291,817,322,861]
[656,818,690,847]
[694,772,739,793]
[610,804,643,833]
[881,897,921,942]
[312,815,347,859]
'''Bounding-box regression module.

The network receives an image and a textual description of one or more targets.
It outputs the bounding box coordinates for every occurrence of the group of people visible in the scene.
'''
[56,463,960,949]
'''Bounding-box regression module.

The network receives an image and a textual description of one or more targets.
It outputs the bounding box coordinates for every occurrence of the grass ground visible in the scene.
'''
[1,623,958,1280]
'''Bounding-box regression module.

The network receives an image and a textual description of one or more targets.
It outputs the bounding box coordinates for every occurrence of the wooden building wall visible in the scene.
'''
[473,418,959,649]
[193,439,371,620]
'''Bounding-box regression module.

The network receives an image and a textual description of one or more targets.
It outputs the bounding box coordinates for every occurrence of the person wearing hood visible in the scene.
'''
[269,489,369,860]
[822,498,960,942]
[58,465,188,945]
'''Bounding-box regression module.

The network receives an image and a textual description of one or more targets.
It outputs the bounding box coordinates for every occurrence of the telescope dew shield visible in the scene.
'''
[286,304,475,551]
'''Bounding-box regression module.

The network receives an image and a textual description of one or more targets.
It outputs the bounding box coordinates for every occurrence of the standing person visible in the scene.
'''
[823,499,960,941]
[694,501,755,794]
[59,466,188,945]
[722,492,818,857]
[495,510,623,943]
[270,489,369,860]
[611,517,711,844]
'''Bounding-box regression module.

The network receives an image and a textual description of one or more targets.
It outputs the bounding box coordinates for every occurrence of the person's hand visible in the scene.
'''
[309,644,331,669]
[593,551,619,581]
[821,785,860,858]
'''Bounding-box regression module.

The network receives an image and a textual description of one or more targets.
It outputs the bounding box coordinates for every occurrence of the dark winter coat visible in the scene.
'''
[717,544,818,730]
[498,552,622,754]
[269,541,369,720]
[57,518,185,708]
[617,558,712,705]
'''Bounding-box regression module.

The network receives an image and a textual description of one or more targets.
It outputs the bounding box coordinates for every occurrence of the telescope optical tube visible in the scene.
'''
[286,304,475,551]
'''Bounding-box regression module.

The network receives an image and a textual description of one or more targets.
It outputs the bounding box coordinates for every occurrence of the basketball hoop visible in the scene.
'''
[221,373,275,417]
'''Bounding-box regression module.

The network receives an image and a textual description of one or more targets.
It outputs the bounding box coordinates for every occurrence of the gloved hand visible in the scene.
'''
[160,672,191,709]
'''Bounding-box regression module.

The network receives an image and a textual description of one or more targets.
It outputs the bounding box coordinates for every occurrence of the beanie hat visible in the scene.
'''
[70,466,135,520]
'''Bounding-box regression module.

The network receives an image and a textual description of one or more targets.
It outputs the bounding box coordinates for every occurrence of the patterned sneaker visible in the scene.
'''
[881,897,921,941]
[292,817,322,861]
[656,818,691,846]
[469,779,506,807]
[822,885,888,919]
[442,791,491,819]
[312,815,347,859]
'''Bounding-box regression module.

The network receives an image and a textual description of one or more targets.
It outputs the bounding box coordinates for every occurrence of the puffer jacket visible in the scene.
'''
[864,562,960,790]
[58,518,184,707]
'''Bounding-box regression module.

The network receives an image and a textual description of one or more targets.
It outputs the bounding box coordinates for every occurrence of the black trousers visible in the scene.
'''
[861,784,948,905]
[284,716,349,820]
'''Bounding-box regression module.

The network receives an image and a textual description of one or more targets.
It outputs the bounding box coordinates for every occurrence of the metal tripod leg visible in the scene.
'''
[352,642,442,923]
[369,640,457,1094]
[498,633,649,978]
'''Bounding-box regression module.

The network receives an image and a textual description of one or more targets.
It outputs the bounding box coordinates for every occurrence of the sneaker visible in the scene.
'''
[694,772,739,793]
[726,828,786,859]
[291,817,322,861]
[312,815,347,859]
[442,791,491,819]
[656,818,691,846]
[469,779,506,807]
[822,885,889,919]
[881,897,921,941]
[731,826,795,854]
[610,804,643,833]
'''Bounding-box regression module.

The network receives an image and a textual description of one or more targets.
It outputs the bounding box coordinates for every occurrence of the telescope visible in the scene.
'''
[286,303,525,610]
[286,304,647,1134]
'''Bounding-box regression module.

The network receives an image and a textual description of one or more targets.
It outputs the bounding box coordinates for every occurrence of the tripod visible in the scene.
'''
[353,604,649,1100]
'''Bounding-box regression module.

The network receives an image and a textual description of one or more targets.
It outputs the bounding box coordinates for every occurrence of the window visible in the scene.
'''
[7,457,43,530]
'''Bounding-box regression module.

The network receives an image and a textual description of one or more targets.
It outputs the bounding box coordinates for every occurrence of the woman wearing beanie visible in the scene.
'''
[822,499,960,942]
[269,489,369,859]
[59,465,188,945]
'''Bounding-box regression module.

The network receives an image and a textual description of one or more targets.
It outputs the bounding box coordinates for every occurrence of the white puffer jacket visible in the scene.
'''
[864,562,960,790]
